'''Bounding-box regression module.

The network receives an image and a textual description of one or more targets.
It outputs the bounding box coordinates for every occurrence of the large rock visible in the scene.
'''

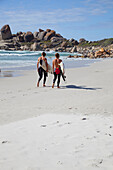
[37,31,47,40]
[33,32,39,38]
[0,25,12,40]
[0,32,2,40]
[94,48,110,58]
[21,45,30,51]
[56,33,63,38]
[73,40,79,45]
[79,38,86,43]
[16,32,23,36]
[69,38,75,42]
[51,37,63,43]
[18,35,24,42]
[30,42,40,51]
[46,29,51,32]
[39,29,44,32]
[61,41,67,48]
[71,46,77,53]
[44,30,56,41]
[0,42,9,50]
[24,32,34,42]
[65,48,72,52]
[13,41,21,48]
[56,47,64,52]
[69,38,79,45]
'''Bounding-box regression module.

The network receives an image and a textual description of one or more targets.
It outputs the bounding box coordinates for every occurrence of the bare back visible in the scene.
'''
[37,56,48,72]
[53,58,62,69]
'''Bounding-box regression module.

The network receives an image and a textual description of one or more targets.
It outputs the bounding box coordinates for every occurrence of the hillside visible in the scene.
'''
[78,38,113,47]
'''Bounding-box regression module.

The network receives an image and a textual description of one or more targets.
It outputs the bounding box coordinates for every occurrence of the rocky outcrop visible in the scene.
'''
[69,38,79,45]
[0,41,9,50]
[39,29,44,32]
[0,25,12,40]
[46,29,51,32]
[79,38,86,43]
[0,24,113,56]
[71,46,77,53]
[61,41,67,48]
[0,39,21,50]
[68,47,113,59]
[51,37,62,43]
[16,32,23,36]
[20,45,30,51]
[33,32,39,38]
[24,32,34,42]
[30,42,41,51]
[44,30,56,41]
[0,32,2,40]
[37,31,47,40]
[94,48,110,58]
[18,35,24,42]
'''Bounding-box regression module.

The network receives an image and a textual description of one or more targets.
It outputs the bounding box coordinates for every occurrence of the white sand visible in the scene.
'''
[0,58,113,170]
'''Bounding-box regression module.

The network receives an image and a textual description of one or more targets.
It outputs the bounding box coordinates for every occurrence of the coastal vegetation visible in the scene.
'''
[79,38,113,47]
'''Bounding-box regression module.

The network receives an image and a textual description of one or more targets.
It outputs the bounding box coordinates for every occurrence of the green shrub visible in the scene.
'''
[78,38,113,47]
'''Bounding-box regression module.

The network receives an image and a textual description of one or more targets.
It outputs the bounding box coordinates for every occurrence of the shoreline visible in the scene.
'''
[0,57,103,78]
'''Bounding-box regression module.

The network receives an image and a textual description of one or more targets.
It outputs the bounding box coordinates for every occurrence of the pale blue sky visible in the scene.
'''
[0,0,113,41]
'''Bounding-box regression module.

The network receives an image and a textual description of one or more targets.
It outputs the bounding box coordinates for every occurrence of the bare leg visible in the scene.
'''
[37,81,39,87]
[52,83,54,88]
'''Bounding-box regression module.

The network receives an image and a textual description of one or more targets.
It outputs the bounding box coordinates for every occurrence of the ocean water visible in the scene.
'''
[0,50,102,71]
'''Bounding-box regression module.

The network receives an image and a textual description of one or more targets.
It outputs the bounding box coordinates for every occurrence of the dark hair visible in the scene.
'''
[55,53,59,58]
[42,52,46,56]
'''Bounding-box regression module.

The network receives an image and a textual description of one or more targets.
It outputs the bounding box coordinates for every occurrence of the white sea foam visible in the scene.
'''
[0,50,102,70]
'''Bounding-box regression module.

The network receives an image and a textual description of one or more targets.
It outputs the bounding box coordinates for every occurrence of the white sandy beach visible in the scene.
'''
[0,58,113,170]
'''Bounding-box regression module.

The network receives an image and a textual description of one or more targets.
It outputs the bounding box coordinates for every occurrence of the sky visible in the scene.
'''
[0,0,113,41]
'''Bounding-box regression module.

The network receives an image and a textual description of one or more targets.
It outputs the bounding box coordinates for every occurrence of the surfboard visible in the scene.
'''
[40,60,53,74]
[59,62,66,81]
[59,62,65,74]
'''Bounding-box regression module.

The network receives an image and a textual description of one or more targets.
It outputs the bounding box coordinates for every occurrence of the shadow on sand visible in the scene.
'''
[65,85,102,90]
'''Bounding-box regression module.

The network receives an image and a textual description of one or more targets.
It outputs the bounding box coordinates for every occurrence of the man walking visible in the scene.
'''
[52,53,62,88]
[37,52,48,87]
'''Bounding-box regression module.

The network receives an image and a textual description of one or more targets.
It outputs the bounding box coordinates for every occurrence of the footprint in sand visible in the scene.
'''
[0,99,6,101]
[58,122,72,127]
[23,94,27,96]
[1,141,10,144]
[91,159,103,167]
[41,125,47,127]
[57,161,63,165]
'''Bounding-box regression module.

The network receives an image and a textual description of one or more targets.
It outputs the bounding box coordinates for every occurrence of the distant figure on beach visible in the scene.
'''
[52,53,62,88]
[37,52,48,87]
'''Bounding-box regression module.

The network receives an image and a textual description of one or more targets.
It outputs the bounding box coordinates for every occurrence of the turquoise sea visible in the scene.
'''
[0,50,102,75]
